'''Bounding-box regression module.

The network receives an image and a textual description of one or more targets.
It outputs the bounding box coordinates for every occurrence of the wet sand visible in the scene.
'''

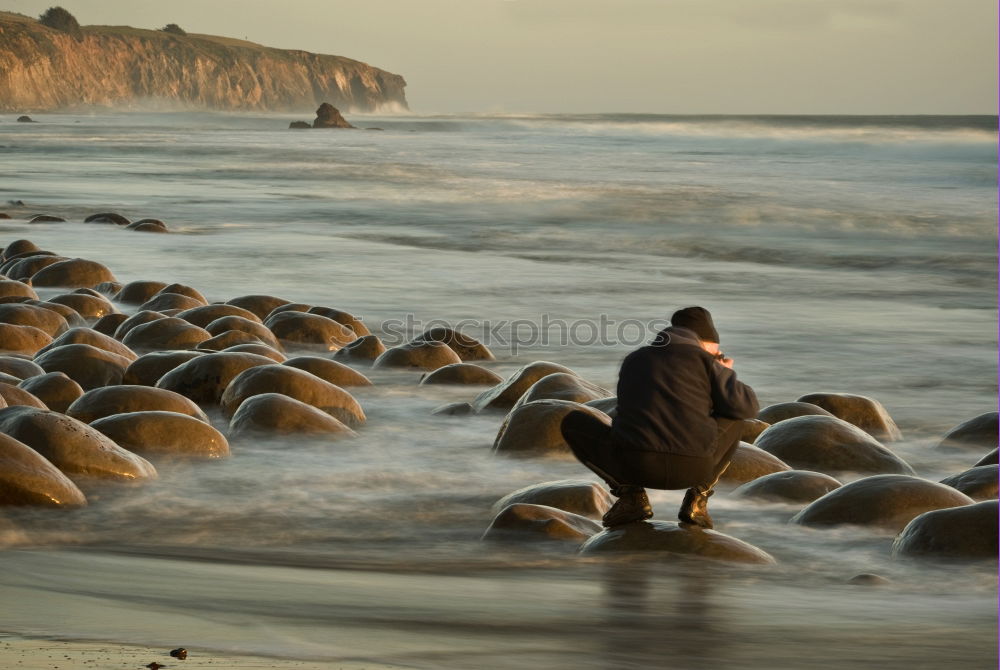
[0,634,408,669]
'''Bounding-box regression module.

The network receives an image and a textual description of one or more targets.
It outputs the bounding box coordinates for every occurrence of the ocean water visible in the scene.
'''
[0,112,996,668]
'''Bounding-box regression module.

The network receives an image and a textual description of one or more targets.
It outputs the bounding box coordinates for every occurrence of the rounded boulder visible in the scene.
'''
[491,479,612,519]
[580,520,776,565]
[332,335,386,363]
[493,399,609,457]
[732,470,843,504]
[121,317,211,352]
[935,412,999,452]
[757,401,834,425]
[90,411,229,461]
[0,406,156,484]
[483,504,601,544]
[754,415,914,476]
[31,258,116,289]
[796,392,902,442]
[473,361,578,412]
[512,372,612,410]
[155,352,276,405]
[890,500,998,562]
[34,343,131,390]
[18,372,83,413]
[790,474,974,532]
[0,432,87,507]
[281,356,372,387]
[66,385,209,424]
[939,465,998,501]
[419,363,503,386]
[373,340,461,371]
[719,442,792,486]
[228,393,357,439]
[123,350,205,386]
[264,311,357,351]
[412,327,494,361]
[220,365,365,427]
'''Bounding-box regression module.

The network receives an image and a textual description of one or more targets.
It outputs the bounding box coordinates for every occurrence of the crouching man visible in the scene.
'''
[561,306,759,528]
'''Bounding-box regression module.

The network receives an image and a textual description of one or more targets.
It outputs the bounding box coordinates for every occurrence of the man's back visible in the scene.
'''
[611,326,758,458]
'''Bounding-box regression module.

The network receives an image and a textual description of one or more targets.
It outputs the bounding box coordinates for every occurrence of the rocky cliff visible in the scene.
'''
[0,12,407,113]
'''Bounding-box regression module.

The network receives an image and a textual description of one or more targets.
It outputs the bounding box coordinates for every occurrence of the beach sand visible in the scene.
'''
[0,634,408,670]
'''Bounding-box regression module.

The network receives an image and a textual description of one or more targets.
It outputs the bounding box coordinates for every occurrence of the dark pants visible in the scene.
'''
[561,410,744,491]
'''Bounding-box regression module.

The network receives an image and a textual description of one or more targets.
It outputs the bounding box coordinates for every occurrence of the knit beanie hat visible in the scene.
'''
[670,306,719,343]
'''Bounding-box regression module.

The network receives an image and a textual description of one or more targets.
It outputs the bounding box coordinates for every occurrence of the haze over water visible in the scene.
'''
[0,112,996,668]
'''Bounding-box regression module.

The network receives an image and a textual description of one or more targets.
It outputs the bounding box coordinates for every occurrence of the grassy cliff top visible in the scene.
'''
[0,11,367,66]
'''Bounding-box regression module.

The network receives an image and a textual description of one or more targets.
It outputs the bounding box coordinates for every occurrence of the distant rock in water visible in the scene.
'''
[289,121,311,129]
[0,12,407,113]
[16,115,34,122]
[312,103,355,129]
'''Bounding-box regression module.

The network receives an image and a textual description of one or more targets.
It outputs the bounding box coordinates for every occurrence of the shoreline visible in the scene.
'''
[0,634,410,670]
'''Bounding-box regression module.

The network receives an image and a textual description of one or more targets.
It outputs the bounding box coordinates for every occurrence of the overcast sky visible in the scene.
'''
[6,0,997,113]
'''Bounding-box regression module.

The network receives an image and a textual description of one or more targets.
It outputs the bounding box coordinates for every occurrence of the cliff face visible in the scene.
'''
[0,12,407,113]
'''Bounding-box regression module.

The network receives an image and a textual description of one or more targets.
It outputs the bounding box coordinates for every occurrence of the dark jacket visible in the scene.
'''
[610,326,759,459]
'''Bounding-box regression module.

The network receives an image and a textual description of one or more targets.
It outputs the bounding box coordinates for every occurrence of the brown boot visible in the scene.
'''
[678,487,714,529]
[602,486,653,528]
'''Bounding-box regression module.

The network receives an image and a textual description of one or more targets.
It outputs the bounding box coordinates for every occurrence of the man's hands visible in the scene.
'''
[719,357,734,369]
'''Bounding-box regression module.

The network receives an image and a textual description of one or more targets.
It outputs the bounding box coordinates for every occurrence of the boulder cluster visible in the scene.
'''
[0,225,995,570]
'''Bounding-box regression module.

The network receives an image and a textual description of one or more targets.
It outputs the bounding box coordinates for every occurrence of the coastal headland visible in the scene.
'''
[0,10,407,113]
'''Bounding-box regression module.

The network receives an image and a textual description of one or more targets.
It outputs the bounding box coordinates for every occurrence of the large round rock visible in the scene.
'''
[419,363,503,386]
[66,385,209,424]
[38,327,138,362]
[281,356,372,387]
[0,406,156,484]
[205,316,282,350]
[226,294,291,320]
[138,292,206,313]
[935,412,999,452]
[264,311,357,351]
[890,500,998,562]
[732,470,843,503]
[412,327,494,361]
[0,323,52,356]
[228,393,357,439]
[0,303,69,337]
[18,372,83,413]
[0,382,46,409]
[491,479,612,519]
[0,432,87,507]
[0,279,38,300]
[332,335,386,363]
[939,465,998,501]
[123,350,205,386]
[155,352,276,405]
[796,392,902,442]
[373,340,461,371]
[719,442,792,485]
[754,415,914,476]
[757,402,833,425]
[31,258,116,289]
[122,317,211,352]
[0,356,45,380]
[483,504,601,544]
[580,520,776,564]
[220,365,366,427]
[115,280,168,306]
[177,304,262,328]
[34,343,131,390]
[473,361,578,412]
[90,411,229,461]
[493,399,609,457]
[512,372,612,410]
[790,474,974,531]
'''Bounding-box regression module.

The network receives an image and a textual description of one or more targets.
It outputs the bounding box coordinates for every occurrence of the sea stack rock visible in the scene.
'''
[313,103,355,129]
